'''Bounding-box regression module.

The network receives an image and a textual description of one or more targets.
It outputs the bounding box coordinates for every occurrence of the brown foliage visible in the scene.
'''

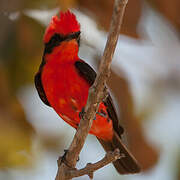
[148,0,180,33]
[78,0,142,38]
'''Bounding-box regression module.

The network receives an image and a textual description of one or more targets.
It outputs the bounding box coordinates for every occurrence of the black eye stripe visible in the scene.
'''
[44,31,81,54]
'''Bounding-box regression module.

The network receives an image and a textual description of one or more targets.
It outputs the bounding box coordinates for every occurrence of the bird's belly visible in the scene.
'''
[41,63,113,140]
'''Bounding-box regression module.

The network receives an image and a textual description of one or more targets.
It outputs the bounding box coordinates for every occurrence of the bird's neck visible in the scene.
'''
[45,39,79,64]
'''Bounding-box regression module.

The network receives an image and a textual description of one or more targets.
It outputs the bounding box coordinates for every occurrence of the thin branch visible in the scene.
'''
[66,149,124,179]
[55,0,128,179]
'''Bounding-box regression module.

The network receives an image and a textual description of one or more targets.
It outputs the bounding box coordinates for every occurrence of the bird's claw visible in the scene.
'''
[79,107,85,119]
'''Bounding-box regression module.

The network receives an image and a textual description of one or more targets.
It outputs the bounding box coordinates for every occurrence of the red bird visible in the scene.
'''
[35,10,140,174]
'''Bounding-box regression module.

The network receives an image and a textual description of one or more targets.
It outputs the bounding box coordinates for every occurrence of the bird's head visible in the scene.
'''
[44,10,81,49]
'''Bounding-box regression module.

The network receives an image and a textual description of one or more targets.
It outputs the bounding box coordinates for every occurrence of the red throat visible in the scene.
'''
[44,10,80,43]
[45,40,79,64]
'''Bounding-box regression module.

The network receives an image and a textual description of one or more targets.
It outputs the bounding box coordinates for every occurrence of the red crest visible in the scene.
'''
[44,10,80,43]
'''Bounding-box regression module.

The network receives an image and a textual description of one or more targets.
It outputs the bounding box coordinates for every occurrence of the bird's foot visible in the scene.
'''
[58,149,79,167]
[57,149,68,166]
[79,107,85,119]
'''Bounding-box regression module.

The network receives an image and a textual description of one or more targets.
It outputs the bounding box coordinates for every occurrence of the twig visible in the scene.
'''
[66,149,124,179]
[55,0,128,179]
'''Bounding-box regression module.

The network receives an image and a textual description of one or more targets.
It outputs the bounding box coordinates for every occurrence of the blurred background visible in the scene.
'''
[0,0,180,179]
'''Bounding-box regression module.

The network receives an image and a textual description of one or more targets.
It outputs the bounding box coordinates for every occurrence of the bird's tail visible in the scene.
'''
[98,131,140,174]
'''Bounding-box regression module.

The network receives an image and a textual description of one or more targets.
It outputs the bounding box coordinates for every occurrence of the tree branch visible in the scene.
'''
[55,0,128,179]
[66,149,125,179]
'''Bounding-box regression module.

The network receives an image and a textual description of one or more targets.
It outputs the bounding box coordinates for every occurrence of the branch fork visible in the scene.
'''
[59,149,125,179]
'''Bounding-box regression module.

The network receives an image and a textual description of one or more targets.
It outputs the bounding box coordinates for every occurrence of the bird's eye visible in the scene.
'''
[44,34,65,54]
[50,34,64,44]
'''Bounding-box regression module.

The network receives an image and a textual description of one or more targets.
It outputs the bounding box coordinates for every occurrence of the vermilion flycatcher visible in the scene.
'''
[35,10,140,174]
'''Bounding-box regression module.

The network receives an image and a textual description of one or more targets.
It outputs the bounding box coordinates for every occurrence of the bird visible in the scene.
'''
[34,10,140,174]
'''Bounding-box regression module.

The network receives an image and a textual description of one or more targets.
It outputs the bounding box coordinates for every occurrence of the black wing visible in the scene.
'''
[34,58,51,107]
[75,60,124,137]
